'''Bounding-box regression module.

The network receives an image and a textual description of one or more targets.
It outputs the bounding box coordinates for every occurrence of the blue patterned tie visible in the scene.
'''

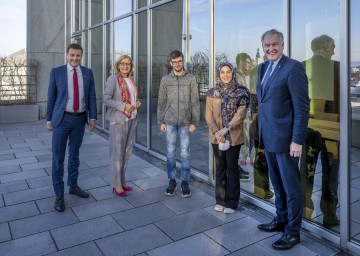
[262,61,273,93]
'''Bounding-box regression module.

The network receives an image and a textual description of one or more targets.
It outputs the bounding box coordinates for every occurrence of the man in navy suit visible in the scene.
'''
[256,29,309,250]
[46,43,97,212]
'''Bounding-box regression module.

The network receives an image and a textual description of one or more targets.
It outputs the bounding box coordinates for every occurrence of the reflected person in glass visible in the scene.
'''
[103,55,141,197]
[302,35,340,228]
[205,63,250,214]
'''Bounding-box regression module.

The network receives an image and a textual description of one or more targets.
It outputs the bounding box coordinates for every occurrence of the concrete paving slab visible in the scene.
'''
[72,197,134,221]
[96,224,172,256]
[10,210,79,239]
[36,154,52,162]
[156,209,223,241]
[20,160,52,171]
[51,215,123,250]
[10,141,43,149]
[0,223,11,242]
[26,175,53,188]
[48,242,103,256]
[14,149,52,159]
[36,194,97,213]
[125,169,150,181]
[0,201,39,224]
[0,165,22,175]
[203,205,248,223]
[4,185,54,205]
[1,169,48,184]
[257,234,318,256]
[0,180,28,195]
[0,232,57,256]
[141,166,165,177]
[161,190,214,214]
[112,202,177,230]
[84,159,109,168]
[0,154,15,161]
[229,243,277,256]
[205,217,277,252]
[133,175,170,190]
[0,156,38,168]
[124,186,171,207]
[0,147,29,156]
[147,233,230,256]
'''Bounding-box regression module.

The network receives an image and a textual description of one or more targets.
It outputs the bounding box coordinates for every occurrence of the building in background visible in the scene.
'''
[26,0,360,254]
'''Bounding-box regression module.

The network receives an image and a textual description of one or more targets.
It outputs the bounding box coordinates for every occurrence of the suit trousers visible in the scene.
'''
[212,144,241,210]
[265,150,303,236]
[109,118,138,188]
[52,113,86,197]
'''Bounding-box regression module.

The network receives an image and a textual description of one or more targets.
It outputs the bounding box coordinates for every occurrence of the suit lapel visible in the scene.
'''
[262,56,287,98]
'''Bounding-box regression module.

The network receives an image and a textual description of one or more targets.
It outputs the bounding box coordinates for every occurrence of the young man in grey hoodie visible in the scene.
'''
[157,50,200,197]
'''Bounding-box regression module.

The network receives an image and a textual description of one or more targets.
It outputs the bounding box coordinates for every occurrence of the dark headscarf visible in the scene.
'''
[208,62,250,131]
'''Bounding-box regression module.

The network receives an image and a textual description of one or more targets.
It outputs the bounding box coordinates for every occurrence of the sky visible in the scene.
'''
[0,1,26,57]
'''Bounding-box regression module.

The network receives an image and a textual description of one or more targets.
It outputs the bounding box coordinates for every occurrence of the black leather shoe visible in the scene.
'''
[54,196,65,212]
[257,219,286,232]
[272,234,300,250]
[69,186,89,198]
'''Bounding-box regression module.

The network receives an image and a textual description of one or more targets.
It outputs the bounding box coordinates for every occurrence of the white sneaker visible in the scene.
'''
[214,204,224,212]
[224,208,235,214]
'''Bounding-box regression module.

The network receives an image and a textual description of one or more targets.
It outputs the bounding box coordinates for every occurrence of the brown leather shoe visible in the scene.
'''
[272,234,300,250]
[257,218,286,232]
[69,186,89,198]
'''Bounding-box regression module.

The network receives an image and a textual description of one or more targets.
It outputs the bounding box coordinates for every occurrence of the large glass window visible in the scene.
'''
[150,0,183,155]
[91,26,103,119]
[350,0,360,244]
[215,0,283,199]
[136,11,148,147]
[91,0,102,25]
[114,17,132,61]
[114,1,132,18]
[291,0,340,232]
[73,0,81,32]
[188,0,210,173]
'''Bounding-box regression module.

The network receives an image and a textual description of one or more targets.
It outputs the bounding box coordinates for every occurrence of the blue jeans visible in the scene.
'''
[166,124,190,181]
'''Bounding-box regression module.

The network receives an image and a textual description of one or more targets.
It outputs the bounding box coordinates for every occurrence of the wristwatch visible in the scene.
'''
[225,124,232,130]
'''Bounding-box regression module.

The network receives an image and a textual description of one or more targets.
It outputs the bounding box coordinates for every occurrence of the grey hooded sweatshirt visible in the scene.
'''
[157,70,200,126]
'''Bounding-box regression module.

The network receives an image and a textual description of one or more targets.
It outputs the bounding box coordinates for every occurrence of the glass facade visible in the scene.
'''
[69,0,359,253]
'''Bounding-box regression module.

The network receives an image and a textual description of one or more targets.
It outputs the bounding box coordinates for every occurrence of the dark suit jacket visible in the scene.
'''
[46,65,97,127]
[256,55,309,152]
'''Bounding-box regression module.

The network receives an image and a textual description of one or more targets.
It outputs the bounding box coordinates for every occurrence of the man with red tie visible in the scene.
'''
[46,43,97,212]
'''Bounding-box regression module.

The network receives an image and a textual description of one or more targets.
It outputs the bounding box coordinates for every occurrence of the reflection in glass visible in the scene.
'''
[73,0,81,32]
[137,0,147,8]
[291,0,340,232]
[215,0,282,200]
[136,11,148,147]
[105,0,111,21]
[350,0,360,244]
[91,0,102,25]
[188,0,210,173]
[114,0,132,17]
[150,0,183,155]
[84,0,89,28]
[114,17,132,61]
[83,31,88,67]
[91,26,103,120]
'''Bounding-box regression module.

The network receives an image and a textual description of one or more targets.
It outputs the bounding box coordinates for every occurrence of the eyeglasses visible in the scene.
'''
[171,60,183,65]
[119,63,131,67]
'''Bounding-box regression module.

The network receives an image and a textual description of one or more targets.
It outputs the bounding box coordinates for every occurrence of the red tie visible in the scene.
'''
[73,68,79,113]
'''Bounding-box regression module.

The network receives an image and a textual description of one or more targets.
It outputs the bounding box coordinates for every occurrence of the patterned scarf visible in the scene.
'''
[208,63,250,128]
[117,74,138,119]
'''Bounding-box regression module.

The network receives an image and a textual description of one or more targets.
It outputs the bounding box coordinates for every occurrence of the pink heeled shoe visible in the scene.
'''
[113,188,127,197]
[122,186,133,191]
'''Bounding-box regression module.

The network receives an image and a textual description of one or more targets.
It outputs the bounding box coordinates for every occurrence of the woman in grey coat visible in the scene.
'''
[103,55,141,196]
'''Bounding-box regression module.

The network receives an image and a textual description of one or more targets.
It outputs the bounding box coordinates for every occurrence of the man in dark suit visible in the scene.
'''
[256,29,309,250]
[46,43,97,212]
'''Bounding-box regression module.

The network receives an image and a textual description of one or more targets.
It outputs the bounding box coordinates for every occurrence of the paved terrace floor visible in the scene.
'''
[0,120,353,256]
